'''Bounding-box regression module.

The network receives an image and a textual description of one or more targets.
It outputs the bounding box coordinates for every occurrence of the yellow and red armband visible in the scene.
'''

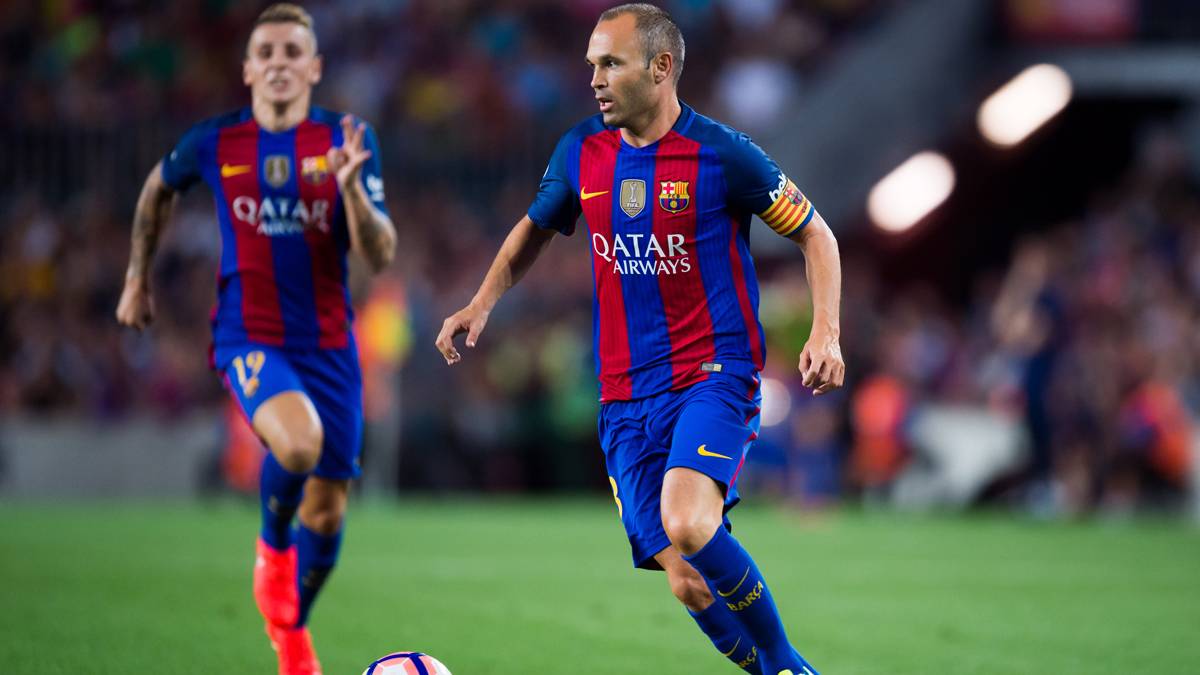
[759,179,814,237]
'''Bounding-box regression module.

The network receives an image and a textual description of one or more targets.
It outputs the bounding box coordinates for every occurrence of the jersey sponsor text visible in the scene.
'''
[231,195,331,235]
[592,232,691,276]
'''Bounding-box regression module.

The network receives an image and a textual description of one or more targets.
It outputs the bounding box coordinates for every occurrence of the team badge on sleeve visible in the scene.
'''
[760,174,814,237]
[301,156,329,185]
[659,180,691,213]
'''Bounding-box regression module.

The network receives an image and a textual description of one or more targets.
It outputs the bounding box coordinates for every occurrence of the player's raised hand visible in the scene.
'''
[327,115,372,189]
[799,333,845,396]
[436,303,491,365]
[116,277,155,331]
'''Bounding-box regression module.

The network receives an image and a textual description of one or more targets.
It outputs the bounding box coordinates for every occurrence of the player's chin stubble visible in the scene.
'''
[612,81,656,129]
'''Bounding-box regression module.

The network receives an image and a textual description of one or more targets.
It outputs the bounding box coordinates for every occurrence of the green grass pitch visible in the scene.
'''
[2,499,1198,674]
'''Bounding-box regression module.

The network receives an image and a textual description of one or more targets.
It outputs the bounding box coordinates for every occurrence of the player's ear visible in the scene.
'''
[242,57,253,87]
[651,52,672,85]
[309,54,323,85]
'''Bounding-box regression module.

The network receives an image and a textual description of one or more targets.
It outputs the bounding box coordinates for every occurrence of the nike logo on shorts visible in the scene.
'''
[697,444,733,460]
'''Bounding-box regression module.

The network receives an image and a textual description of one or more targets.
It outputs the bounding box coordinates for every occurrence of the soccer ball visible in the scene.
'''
[362,652,453,675]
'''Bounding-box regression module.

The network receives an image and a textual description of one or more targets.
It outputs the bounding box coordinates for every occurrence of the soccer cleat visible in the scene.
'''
[266,623,322,675]
[255,537,299,627]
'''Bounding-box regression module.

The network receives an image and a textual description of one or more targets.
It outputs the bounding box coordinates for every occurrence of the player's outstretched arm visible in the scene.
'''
[116,161,178,331]
[790,212,845,395]
[435,215,555,365]
[329,115,396,273]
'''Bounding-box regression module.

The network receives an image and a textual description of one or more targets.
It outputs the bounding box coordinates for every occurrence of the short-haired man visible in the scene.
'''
[117,5,396,673]
[437,4,841,673]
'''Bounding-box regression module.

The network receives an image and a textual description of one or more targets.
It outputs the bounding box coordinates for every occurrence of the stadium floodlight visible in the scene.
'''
[977,63,1073,148]
[760,377,792,427]
[867,151,956,233]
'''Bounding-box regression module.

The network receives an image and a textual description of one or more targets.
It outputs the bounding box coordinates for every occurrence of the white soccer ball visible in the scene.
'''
[362,652,453,675]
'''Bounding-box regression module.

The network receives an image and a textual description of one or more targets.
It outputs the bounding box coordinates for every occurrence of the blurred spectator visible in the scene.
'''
[990,237,1067,508]
[848,372,910,495]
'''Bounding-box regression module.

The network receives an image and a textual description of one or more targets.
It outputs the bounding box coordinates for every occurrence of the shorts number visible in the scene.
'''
[232,350,266,398]
[609,476,623,518]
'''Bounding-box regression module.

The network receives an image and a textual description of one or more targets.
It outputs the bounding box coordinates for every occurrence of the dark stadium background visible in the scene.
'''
[2,2,1200,673]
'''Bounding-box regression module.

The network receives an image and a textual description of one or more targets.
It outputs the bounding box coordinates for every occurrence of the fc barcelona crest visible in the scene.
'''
[301,155,329,185]
[659,180,690,213]
[782,181,805,206]
[264,154,291,188]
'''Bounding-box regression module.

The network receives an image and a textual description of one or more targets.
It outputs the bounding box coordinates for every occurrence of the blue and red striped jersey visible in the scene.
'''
[160,107,387,351]
[528,103,816,402]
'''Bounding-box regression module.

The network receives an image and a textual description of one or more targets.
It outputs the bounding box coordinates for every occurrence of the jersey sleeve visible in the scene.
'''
[160,123,206,192]
[359,123,389,216]
[723,133,816,238]
[527,132,581,236]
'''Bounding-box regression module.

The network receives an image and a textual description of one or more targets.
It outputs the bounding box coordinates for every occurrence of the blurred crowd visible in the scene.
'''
[1,1,1196,514]
[820,127,1200,516]
[0,0,887,132]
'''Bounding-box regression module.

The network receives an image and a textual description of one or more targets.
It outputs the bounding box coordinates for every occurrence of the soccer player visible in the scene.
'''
[436,4,842,674]
[115,5,396,674]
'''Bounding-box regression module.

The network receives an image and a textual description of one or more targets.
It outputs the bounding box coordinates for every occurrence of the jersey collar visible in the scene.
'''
[617,101,696,153]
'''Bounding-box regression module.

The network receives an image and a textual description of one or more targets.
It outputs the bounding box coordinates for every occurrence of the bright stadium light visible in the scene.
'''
[978,63,1073,148]
[759,377,792,427]
[867,151,956,233]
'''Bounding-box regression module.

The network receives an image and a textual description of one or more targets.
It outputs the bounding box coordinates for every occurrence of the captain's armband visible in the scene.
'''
[759,177,814,238]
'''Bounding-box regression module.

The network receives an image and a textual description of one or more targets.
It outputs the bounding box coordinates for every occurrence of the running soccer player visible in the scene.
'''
[437,4,841,674]
[115,5,396,674]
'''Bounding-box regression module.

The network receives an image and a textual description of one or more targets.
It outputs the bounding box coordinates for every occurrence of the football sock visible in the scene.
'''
[689,601,763,674]
[684,526,817,674]
[295,523,342,627]
[259,453,306,551]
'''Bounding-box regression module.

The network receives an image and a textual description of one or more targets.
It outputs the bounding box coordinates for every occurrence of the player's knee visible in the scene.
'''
[299,478,348,534]
[301,504,344,535]
[667,566,713,611]
[662,509,722,557]
[270,426,322,473]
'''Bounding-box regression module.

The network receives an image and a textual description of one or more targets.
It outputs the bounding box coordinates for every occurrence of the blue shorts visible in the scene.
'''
[214,341,363,480]
[599,371,762,569]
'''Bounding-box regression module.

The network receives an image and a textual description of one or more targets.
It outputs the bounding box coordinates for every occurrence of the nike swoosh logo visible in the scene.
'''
[697,444,733,460]
[721,637,741,658]
[221,164,252,178]
[717,566,751,597]
[580,187,609,201]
